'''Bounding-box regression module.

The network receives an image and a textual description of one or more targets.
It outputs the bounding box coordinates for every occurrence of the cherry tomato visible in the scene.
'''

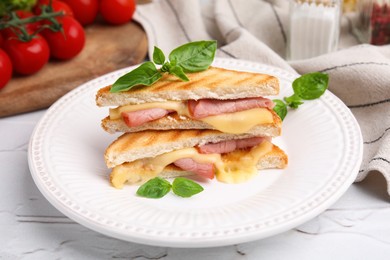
[61,0,98,26]
[3,34,49,75]
[0,49,13,89]
[34,0,74,21]
[99,0,136,25]
[41,16,85,60]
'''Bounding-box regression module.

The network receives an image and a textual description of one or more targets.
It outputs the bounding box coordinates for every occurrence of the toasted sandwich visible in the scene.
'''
[105,129,287,189]
[96,66,281,135]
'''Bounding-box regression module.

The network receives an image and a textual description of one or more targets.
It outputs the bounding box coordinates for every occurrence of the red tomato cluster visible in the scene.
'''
[0,0,136,89]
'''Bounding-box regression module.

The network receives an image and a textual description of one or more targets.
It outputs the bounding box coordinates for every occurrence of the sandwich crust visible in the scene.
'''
[96,66,279,106]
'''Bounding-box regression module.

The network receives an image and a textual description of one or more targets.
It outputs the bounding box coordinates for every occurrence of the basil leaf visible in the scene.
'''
[136,177,172,199]
[169,65,189,82]
[172,177,204,198]
[110,62,162,93]
[153,46,165,65]
[293,72,329,100]
[273,99,288,120]
[284,94,304,109]
[169,40,217,72]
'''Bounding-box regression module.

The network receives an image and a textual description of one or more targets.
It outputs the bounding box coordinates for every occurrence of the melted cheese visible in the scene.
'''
[110,141,273,188]
[109,101,189,119]
[110,102,274,134]
[110,148,220,188]
[200,108,273,134]
[216,141,273,183]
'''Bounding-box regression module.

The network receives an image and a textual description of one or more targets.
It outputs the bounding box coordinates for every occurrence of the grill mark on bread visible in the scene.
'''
[237,74,273,87]
[177,77,206,90]
[180,72,225,90]
[209,72,244,89]
[145,132,159,146]
[96,67,280,107]
[151,79,181,91]
[162,70,219,90]
[151,70,229,92]
[124,131,151,148]
[200,70,237,89]
[255,75,273,84]
[144,72,202,92]
[124,132,140,148]
[226,73,255,87]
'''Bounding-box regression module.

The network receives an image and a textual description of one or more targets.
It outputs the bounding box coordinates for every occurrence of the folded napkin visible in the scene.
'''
[134,0,390,194]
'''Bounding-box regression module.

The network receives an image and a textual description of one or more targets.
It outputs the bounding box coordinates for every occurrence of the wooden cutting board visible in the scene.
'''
[0,21,148,118]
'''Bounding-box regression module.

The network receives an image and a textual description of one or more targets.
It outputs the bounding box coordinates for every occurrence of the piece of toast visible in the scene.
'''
[96,66,279,106]
[105,129,285,168]
[109,141,288,187]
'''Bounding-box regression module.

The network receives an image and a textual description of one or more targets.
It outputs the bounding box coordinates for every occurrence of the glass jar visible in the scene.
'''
[343,0,357,12]
[287,0,341,60]
[354,0,390,45]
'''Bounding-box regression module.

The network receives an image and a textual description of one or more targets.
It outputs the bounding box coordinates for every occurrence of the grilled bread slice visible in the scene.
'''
[105,129,287,188]
[105,129,284,167]
[110,146,287,188]
[96,66,279,106]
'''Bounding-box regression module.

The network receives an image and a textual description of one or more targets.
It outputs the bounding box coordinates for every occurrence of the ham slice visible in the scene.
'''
[173,158,215,179]
[122,108,171,127]
[121,98,274,126]
[188,97,274,119]
[172,137,270,179]
[198,136,270,154]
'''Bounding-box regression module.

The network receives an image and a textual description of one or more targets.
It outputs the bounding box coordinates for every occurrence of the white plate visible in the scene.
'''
[28,58,362,248]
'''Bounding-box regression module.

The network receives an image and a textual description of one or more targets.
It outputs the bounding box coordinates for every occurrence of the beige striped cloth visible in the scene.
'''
[134,0,390,194]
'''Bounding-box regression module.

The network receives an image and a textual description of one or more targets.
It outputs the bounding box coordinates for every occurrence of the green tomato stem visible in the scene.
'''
[0,5,64,42]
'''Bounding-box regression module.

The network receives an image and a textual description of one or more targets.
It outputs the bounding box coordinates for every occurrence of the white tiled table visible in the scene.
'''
[1,110,390,259]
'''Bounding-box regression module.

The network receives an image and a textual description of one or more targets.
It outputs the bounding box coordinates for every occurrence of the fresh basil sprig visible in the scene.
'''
[272,99,288,120]
[273,72,329,120]
[110,40,217,93]
[169,41,217,72]
[136,177,204,199]
[110,62,163,93]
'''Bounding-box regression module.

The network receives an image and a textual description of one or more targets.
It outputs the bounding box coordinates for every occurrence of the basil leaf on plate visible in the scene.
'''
[110,61,162,93]
[136,177,172,199]
[284,94,304,109]
[293,72,329,100]
[153,46,166,65]
[169,40,217,72]
[172,177,204,198]
[273,99,288,120]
